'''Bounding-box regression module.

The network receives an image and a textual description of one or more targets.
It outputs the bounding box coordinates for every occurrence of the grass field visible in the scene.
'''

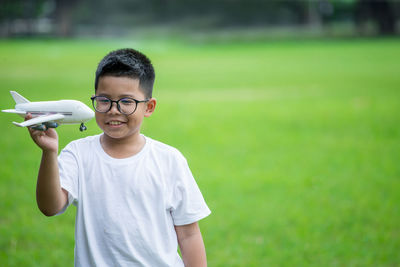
[0,38,399,266]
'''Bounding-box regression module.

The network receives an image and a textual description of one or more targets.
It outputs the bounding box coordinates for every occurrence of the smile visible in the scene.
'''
[108,121,123,125]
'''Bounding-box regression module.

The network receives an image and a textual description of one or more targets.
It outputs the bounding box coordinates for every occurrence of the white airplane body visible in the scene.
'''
[2,91,94,131]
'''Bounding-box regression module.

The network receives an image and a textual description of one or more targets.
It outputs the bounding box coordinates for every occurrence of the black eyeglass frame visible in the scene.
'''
[91,96,150,115]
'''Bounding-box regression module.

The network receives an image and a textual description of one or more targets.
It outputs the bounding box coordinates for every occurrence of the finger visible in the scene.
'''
[30,129,46,143]
[25,113,32,121]
[44,128,55,137]
[28,127,39,138]
[28,126,40,139]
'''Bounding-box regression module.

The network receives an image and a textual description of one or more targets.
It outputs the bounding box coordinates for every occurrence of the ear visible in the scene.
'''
[144,98,156,117]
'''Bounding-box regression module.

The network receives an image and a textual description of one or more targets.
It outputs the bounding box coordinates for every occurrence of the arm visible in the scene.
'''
[175,222,207,267]
[26,114,68,216]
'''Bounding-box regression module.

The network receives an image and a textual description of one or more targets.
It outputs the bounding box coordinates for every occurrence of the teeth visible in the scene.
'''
[109,121,122,125]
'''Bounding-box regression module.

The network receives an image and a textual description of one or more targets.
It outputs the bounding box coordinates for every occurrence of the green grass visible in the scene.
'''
[0,38,399,266]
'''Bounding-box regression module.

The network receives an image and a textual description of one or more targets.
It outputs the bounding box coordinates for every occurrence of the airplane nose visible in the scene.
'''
[77,103,95,122]
[76,101,95,122]
[84,106,95,121]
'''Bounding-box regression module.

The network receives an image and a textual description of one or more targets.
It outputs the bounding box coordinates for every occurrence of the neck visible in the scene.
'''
[100,133,145,159]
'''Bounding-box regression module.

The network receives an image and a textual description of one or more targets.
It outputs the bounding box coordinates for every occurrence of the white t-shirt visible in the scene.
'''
[58,134,211,267]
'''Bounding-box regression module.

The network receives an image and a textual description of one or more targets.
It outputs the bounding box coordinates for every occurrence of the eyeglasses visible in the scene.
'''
[91,96,149,115]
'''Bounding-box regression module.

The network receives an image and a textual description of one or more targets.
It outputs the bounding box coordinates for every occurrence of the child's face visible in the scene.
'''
[94,76,155,142]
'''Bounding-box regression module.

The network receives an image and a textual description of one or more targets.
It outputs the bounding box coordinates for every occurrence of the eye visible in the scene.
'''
[97,97,110,103]
[120,98,135,105]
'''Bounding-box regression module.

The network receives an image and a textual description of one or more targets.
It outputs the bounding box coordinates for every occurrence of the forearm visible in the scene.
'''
[176,223,207,267]
[36,150,67,216]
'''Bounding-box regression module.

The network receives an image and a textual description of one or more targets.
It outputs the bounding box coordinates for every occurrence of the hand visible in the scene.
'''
[26,113,59,153]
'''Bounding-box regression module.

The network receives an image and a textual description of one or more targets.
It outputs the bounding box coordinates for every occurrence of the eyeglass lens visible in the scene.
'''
[93,96,137,115]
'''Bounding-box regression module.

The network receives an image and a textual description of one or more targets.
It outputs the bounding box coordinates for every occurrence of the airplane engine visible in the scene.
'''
[45,122,58,128]
[31,125,47,131]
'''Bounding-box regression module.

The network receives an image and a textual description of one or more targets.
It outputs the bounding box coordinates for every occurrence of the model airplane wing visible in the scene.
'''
[13,113,65,127]
[2,109,27,115]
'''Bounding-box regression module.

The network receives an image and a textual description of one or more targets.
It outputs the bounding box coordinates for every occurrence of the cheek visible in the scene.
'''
[95,113,105,126]
[126,115,144,128]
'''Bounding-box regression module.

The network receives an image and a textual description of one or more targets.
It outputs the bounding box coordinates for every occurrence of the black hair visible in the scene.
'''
[95,48,155,98]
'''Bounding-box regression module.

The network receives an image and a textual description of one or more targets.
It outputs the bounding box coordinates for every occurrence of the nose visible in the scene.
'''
[108,101,121,114]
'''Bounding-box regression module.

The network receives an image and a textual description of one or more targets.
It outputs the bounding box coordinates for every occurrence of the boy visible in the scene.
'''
[27,48,211,266]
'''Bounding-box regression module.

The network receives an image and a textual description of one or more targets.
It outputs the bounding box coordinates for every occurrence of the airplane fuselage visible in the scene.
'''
[15,100,94,124]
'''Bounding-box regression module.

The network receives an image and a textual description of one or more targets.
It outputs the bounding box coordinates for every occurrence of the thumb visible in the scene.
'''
[25,113,32,121]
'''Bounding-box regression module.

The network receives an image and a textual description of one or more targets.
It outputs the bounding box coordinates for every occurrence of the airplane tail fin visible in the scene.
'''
[10,91,30,104]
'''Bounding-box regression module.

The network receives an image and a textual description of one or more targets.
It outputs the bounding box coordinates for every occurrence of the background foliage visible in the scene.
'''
[1,0,399,37]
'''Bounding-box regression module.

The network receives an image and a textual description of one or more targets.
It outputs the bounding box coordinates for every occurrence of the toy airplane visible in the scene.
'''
[2,91,94,131]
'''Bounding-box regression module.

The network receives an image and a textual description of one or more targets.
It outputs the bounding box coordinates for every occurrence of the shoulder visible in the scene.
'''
[146,136,180,154]
[145,136,187,163]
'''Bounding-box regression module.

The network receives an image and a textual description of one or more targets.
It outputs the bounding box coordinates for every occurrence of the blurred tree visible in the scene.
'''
[0,0,398,37]
[0,0,47,36]
[54,0,79,37]
[0,0,79,37]
[354,0,397,35]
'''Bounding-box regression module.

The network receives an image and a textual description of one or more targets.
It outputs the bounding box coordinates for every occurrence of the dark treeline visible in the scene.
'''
[0,0,398,38]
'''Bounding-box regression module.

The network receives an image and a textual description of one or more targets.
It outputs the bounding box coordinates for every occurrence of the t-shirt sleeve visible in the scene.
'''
[57,144,79,214]
[170,153,211,226]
